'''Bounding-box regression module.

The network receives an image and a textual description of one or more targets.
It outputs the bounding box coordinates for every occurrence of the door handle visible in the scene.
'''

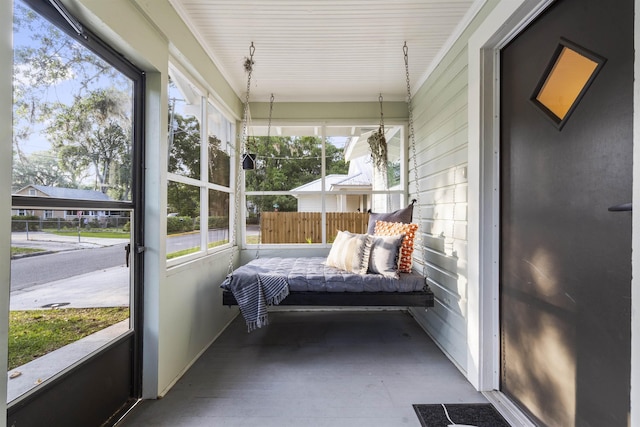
[125,243,131,267]
[608,203,632,212]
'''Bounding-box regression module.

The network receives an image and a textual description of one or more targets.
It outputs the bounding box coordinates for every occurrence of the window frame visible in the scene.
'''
[242,121,408,248]
[166,64,236,268]
[530,37,607,130]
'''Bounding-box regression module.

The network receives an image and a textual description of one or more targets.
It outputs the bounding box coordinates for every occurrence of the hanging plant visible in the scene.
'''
[369,94,388,171]
[368,125,387,171]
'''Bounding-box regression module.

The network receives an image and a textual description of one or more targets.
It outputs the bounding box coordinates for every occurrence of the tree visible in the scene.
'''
[166,104,232,217]
[168,113,200,178]
[45,88,132,198]
[208,135,230,187]
[12,150,76,192]
[13,1,132,198]
[245,136,349,213]
[167,182,199,217]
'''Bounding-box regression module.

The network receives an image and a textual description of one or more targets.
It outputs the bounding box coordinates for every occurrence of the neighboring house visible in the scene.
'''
[292,156,372,213]
[12,185,115,220]
[293,132,404,213]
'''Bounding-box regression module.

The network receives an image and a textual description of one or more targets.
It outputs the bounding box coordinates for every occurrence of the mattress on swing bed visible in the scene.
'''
[226,256,427,292]
[221,257,434,307]
[223,257,433,306]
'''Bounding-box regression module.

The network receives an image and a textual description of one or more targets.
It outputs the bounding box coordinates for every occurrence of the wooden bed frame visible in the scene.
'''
[222,289,434,308]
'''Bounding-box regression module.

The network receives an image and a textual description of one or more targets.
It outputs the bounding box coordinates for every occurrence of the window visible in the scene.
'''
[531,38,606,129]
[166,67,234,263]
[244,124,407,245]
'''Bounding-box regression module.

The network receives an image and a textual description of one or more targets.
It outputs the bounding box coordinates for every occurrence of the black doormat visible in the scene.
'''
[413,403,510,427]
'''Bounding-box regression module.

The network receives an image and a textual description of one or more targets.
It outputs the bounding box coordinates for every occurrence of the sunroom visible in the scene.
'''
[1,0,639,426]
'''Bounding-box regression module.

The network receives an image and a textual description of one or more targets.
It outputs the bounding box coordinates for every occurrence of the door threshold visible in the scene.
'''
[483,391,536,427]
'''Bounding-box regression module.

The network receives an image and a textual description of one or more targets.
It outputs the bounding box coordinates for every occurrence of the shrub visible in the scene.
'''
[167,216,196,234]
[208,216,228,229]
[11,215,40,232]
[42,218,76,230]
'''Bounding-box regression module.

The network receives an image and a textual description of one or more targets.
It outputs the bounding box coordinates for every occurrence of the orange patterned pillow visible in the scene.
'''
[373,220,418,273]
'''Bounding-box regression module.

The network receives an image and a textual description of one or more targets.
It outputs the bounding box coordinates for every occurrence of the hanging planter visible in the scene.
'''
[239,43,257,171]
[368,94,388,171]
[242,136,257,170]
[242,152,256,170]
[368,126,387,170]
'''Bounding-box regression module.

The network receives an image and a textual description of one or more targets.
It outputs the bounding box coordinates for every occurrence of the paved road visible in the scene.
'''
[166,228,229,253]
[10,243,127,291]
[10,229,232,293]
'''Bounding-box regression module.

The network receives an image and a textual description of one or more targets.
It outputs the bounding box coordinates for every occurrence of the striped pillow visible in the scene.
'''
[374,221,418,273]
[368,234,404,278]
[326,230,372,274]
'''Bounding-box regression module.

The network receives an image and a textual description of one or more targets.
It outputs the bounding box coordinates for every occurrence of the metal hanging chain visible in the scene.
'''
[378,93,391,207]
[255,93,274,259]
[404,41,426,279]
[240,42,255,155]
[378,93,385,134]
[228,42,255,276]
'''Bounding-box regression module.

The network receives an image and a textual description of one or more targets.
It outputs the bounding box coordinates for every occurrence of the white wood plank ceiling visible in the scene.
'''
[170,0,482,103]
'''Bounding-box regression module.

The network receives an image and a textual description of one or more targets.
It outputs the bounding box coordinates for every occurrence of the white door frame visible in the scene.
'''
[466,0,554,424]
[468,0,640,425]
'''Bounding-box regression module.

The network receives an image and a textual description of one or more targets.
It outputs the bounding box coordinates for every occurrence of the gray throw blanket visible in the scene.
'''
[221,263,289,332]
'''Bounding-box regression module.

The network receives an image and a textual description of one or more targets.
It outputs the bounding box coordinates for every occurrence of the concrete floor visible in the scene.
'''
[118,310,488,427]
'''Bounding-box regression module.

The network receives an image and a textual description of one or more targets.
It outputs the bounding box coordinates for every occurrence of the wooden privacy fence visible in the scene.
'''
[260,212,370,244]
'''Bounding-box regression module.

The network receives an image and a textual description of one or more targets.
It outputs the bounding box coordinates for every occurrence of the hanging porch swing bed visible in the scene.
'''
[221,203,435,332]
[221,42,433,331]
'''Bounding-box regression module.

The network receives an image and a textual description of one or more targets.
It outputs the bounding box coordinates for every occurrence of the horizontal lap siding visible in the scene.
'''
[409,0,499,374]
[408,17,473,373]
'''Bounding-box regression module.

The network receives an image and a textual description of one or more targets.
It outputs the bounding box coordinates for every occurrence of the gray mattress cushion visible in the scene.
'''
[242,257,425,293]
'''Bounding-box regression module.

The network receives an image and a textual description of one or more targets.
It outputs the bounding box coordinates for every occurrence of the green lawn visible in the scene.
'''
[166,239,229,259]
[47,230,129,239]
[11,247,45,256]
[8,307,129,371]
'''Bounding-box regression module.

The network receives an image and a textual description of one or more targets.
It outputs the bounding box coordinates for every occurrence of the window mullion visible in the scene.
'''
[321,126,327,244]
[200,96,208,252]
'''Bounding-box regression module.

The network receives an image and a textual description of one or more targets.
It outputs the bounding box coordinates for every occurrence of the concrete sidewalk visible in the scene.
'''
[7,232,131,402]
[9,265,130,311]
[10,231,130,310]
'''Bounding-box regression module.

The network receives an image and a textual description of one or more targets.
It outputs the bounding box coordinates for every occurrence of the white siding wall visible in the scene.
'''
[344,195,362,212]
[409,1,499,373]
[298,195,338,212]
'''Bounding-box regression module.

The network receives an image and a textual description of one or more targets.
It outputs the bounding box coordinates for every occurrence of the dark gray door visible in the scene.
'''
[500,0,632,425]
[8,1,144,425]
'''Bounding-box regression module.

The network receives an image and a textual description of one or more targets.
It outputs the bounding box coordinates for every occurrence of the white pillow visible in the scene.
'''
[326,230,372,274]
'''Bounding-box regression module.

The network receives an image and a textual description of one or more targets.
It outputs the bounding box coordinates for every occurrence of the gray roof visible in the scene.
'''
[291,173,371,192]
[28,185,112,201]
[332,173,371,187]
